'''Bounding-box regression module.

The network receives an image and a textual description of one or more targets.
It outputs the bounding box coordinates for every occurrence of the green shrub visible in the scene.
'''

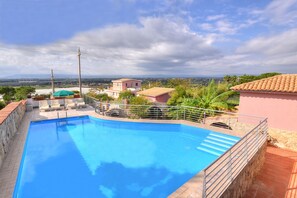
[0,101,6,110]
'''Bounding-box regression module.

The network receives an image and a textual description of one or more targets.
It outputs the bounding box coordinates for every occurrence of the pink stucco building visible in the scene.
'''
[232,74,297,131]
[105,78,141,98]
[137,87,175,103]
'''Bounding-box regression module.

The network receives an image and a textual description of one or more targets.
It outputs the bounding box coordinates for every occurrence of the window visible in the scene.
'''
[136,83,138,86]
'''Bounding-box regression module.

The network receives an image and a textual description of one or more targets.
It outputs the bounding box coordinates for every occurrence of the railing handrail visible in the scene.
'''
[84,95,266,120]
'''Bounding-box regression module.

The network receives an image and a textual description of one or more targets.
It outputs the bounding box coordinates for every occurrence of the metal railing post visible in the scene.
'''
[203,111,206,124]
[183,108,186,120]
[228,150,232,183]
[245,135,249,163]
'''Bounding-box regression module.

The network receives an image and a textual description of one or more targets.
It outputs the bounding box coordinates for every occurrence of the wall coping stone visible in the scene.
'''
[0,101,26,124]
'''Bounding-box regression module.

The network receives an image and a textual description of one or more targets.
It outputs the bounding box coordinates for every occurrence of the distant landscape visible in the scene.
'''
[0,77,222,88]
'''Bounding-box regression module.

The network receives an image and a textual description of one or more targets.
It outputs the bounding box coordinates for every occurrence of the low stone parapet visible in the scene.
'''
[0,101,26,168]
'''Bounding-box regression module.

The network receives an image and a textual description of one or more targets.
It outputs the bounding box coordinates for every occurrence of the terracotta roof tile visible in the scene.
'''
[137,87,175,97]
[231,74,297,93]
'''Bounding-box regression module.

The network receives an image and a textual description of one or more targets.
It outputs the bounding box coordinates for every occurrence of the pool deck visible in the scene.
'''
[245,146,297,198]
[0,106,245,198]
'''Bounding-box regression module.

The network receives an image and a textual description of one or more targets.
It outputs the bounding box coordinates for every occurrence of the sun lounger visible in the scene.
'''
[50,100,63,110]
[65,99,76,109]
[77,98,86,108]
[39,100,50,111]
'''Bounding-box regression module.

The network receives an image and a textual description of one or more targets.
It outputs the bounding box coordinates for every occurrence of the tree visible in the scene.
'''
[129,96,152,105]
[129,96,153,118]
[258,72,280,79]
[0,101,6,110]
[14,86,35,101]
[166,78,191,88]
[223,75,238,85]
[167,85,192,106]
[182,80,236,111]
[0,86,16,102]
[118,90,135,101]
[86,91,113,101]
[238,75,258,84]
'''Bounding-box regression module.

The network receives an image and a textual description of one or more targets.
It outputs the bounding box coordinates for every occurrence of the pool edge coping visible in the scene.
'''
[1,109,243,198]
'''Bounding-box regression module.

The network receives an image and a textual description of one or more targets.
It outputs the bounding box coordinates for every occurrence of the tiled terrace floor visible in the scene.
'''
[245,146,297,198]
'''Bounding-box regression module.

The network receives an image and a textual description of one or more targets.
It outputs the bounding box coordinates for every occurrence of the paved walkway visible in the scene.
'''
[245,146,297,198]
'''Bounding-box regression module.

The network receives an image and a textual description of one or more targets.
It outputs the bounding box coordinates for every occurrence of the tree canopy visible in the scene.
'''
[0,86,35,102]
[118,90,135,101]
[14,86,36,101]
[86,92,113,101]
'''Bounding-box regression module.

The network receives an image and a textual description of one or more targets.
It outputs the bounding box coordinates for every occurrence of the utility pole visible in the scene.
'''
[51,69,55,96]
[78,47,82,97]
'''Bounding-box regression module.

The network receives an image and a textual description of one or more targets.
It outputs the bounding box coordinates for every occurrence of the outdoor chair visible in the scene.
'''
[65,99,76,109]
[39,100,50,111]
[77,98,86,108]
[50,100,63,110]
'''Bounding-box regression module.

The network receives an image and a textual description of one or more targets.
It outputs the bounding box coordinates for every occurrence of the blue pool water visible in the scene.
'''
[14,116,240,198]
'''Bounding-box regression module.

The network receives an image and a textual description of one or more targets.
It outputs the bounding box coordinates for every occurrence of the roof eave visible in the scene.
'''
[233,90,297,96]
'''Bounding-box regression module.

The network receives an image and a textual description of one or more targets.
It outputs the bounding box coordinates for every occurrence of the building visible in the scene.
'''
[137,87,175,103]
[231,74,297,131]
[105,78,142,98]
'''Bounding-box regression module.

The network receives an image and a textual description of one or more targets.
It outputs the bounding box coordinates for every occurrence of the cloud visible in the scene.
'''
[253,0,297,25]
[0,15,296,78]
[206,14,226,21]
[237,28,297,56]
[221,28,297,73]
[0,17,220,77]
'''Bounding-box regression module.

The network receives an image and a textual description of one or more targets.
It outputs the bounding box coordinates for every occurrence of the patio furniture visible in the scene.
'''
[77,98,86,108]
[39,100,50,111]
[65,99,76,109]
[50,100,63,110]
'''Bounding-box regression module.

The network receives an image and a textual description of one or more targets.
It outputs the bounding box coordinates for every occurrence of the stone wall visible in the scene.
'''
[268,128,297,151]
[205,115,259,137]
[0,101,26,168]
[221,142,267,198]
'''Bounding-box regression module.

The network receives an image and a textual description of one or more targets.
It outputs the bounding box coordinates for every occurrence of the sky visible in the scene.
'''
[0,0,297,78]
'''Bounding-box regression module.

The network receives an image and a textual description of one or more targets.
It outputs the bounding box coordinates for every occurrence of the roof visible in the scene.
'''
[231,74,297,94]
[112,78,141,82]
[137,87,175,97]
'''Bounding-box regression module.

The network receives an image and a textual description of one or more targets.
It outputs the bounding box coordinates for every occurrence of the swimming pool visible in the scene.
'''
[14,116,240,198]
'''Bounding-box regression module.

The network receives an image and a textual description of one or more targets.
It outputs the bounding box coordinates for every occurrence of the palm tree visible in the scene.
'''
[182,80,235,111]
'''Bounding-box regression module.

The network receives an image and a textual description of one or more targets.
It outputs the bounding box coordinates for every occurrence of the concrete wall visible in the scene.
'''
[238,92,297,131]
[0,101,26,168]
